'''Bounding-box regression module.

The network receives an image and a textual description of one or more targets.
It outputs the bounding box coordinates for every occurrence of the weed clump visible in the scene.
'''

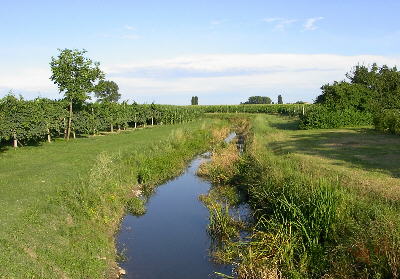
[126,197,146,216]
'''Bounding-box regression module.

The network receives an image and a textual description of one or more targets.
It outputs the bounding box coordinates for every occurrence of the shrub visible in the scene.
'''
[299,105,373,129]
[374,109,400,135]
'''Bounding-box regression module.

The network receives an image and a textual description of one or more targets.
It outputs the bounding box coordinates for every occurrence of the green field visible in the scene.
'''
[0,119,229,278]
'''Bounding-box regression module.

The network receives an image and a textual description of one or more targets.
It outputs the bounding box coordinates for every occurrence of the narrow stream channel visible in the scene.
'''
[116,135,237,278]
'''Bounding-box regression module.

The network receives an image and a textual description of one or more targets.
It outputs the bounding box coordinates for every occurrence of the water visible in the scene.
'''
[116,154,233,279]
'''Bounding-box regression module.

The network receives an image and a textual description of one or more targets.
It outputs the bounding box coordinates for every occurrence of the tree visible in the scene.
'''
[50,48,104,140]
[278,94,283,104]
[94,80,121,103]
[243,96,272,104]
[191,96,199,105]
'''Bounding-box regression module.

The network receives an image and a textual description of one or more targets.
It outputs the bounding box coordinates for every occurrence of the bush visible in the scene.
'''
[374,109,400,135]
[299,105,373,129]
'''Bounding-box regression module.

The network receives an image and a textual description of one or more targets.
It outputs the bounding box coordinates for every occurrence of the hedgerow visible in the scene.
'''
[299,105,373,129]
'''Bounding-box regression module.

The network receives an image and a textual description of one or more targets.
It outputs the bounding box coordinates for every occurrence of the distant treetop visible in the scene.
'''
[94,80,121,103]
[242,96,272,104]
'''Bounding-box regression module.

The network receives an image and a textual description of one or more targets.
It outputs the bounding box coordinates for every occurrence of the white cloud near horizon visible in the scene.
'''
[2,53,400,104]
[304,17,324,31]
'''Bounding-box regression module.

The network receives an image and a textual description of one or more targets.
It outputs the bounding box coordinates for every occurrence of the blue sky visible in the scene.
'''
[1,0,400,104]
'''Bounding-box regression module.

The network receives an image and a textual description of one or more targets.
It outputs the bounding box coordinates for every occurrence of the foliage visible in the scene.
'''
[50,48,104,104]
[374,109,400,135]
[242,96,272,104]
[316,81,376,112]
[202,104,310,116]
[0,96,204,146]
[312,63,400,133]
[50,48,105,139]
[0,94,66,143]
[299,105,373,129]
[191,96,199,105]
[94,80,121,103]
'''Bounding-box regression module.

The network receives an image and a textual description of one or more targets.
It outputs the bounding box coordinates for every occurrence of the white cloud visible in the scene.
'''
[124,25,135,30]
[304,17,324,31]
[2,54,400,104]
[263,17,297,31]
[120,34,140,40]
[262,17,284,23]
[210,19,226,25]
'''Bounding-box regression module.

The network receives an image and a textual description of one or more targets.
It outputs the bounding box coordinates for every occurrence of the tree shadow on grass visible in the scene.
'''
[270,128,400,178]
[269,118,300,131]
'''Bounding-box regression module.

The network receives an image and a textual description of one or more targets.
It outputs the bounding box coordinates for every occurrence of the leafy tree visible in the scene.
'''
[243,96,272,104]
[50,48,104,140]
[94,80,121,103]
[278,94,283,104]
[315,81,376,112]
[346,64,400,110]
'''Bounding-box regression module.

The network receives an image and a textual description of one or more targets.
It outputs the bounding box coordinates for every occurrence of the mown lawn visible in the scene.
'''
[265,115,400,200]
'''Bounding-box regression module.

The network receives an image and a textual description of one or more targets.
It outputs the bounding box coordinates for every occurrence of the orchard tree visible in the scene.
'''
[94,80,121,103]
[50,48,104,140]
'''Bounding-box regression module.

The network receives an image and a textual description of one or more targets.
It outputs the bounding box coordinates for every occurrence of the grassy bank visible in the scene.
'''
[0,119,230,278]
[200,114,400,278]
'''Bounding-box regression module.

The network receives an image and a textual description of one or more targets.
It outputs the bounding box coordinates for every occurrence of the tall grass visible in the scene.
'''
[201,114,400,278]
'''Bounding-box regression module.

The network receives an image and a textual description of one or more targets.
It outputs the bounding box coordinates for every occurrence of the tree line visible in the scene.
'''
[300,63,400,134]
[0,95,202,147]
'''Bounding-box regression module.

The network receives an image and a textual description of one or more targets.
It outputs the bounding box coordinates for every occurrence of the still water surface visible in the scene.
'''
[116,154,233,279]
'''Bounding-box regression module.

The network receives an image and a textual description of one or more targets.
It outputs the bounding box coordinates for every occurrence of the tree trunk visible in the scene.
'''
[63,118,67,138]
[47,127,51,143]
[111,124,114,133]
[72,131,76,139]
[118,125,121,132]
[91,107,95,135]
[13,133,17,148]
[302,105,305,115]
[151,117,154,126]
[67,100,73,140]
[134,122,137,129]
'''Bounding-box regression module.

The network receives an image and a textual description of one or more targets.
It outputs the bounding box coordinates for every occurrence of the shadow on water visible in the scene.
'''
[116,153,234,279]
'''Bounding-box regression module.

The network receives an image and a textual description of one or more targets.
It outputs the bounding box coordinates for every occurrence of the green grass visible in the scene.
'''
[200,114,400,278]
[0,119,229,278]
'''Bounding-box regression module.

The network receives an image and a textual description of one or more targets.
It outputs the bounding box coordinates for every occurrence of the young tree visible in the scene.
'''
[278,94,283,104]
[94,80,121,103]
[50,49,104,140]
